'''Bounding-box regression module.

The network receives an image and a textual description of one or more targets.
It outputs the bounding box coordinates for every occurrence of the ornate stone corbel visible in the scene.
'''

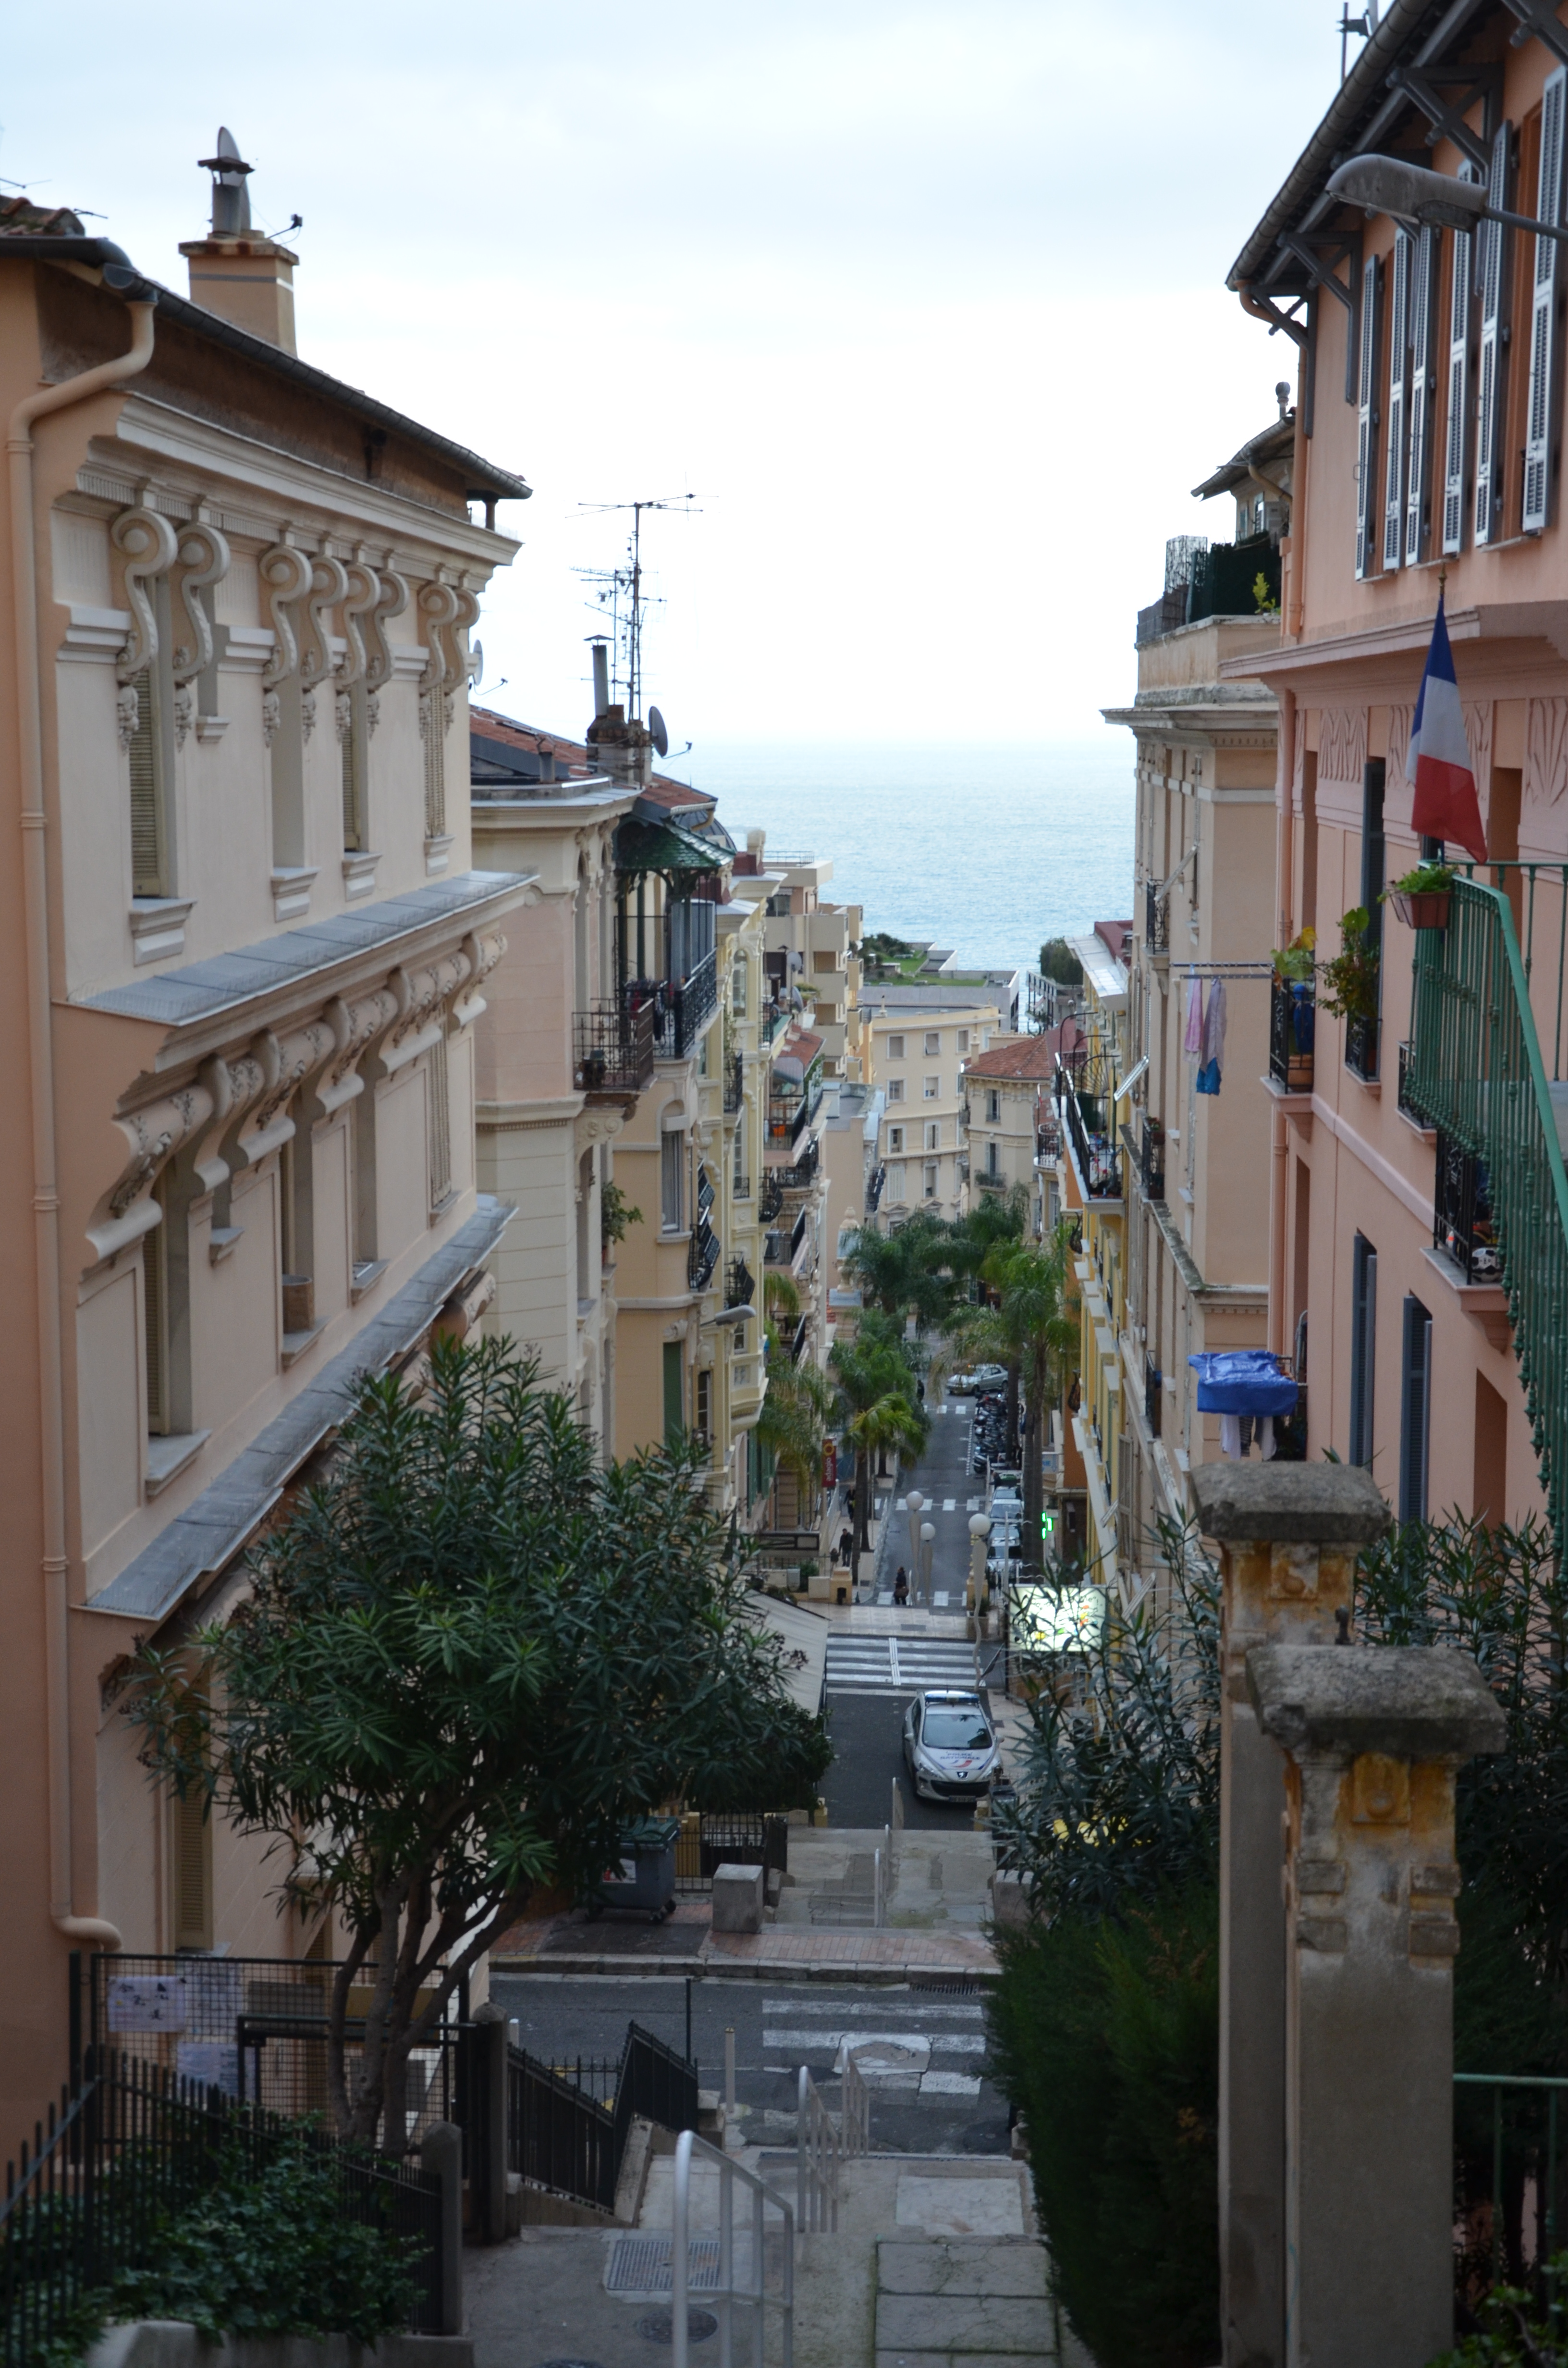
[451,928,506,1030]
[232,1018,339,1167]
[364,565,409,737]
[298,555,349,743]
[382,948,471,1073]
[110,506,179,747]
[317,986,401,1112]
[259,543,312,683]
[416,580,460,742]
[169,522,231,749]
[441,586,482,720]
[574,1107,625,1158]
[332,561,380,744]
[87,1069,218,1263]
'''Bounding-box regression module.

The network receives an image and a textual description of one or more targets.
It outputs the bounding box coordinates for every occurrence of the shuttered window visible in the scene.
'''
[144,1220,169,1438]
[128,670,166,897]
[1475,122,1513,546]
[1355,254,1382,580]
[1349,1233,1378,1469]
[341,686,366,853]
[1383,230,1411,571]
[1404,228,1437,565]
[1398,1296,1433,1522]
[427,1034,452,1209]
[1524,72,1567,532]
[422,691,446,839]
[1442,197,1474,555]
[171,1781,212,1952]
[662,1341,684,1445]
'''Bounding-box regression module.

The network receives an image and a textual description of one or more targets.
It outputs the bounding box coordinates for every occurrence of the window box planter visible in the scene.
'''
[1385,888,1451,931]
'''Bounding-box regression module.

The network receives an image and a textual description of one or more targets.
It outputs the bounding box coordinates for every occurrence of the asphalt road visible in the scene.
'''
[822,1690,984,1830]
[490,1972,1009,2157]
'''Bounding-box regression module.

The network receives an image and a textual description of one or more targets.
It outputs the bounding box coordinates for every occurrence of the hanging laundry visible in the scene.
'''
[1220,1413,1242,1459]
[1184,975,1204,1055]
[1196,978,1227,1096]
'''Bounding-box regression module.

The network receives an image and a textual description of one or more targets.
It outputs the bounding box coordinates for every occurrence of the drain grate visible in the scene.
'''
[606,2235,721,2294]
[636,2309,718,2346]
[908,1977,980,1996]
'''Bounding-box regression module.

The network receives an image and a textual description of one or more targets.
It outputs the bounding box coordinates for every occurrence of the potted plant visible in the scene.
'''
[1382,861,1455,930]
[1271,927,1316,982]
[1317,908,1380,1023]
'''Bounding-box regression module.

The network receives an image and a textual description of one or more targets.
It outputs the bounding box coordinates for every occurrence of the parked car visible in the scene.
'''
[971,1364,1008,1390]
[902,1690,1002,1803]
[947,1369,980,1395]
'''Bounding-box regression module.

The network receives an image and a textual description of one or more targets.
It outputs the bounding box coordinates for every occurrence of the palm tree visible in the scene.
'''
[830,1316,930,1558]
[944,1219,1079,1555]
[843,1394,928,1562]
[842,1210,956,1331]
[753,1272,832,1522]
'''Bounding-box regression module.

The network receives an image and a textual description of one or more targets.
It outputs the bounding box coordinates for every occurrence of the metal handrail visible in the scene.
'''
[795,2051,870,2239]
[671,2125,794,2368]
[1405,877,1568,1558]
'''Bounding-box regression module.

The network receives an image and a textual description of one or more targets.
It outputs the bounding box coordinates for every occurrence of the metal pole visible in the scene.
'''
[686,1976,693,2068]
[724,2026,735,2125]
[719,2133,734,2368]
[752,2179,765,2368]
[796,2066,808,2233]
[674,2129,692,2368]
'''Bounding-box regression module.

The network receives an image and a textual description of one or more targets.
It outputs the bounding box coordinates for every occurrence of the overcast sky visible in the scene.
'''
[8,2,1349,744]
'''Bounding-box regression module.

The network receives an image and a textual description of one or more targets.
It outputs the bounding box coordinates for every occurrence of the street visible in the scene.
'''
[490,1972,1010,2157]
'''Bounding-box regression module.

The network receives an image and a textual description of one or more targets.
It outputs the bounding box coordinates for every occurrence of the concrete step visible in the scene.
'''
[875,2232,1094,2367]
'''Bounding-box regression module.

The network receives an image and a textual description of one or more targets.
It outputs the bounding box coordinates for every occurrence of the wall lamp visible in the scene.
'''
[1327,152,1568,242]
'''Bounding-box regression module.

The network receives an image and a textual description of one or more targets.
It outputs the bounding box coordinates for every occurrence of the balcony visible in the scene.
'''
[774,1136,820,1193]
[1345,1007,1379,1084]
[1396,1039,1433,1133]
[626,949,719,1062]
[1269,975,1315,1093]
[764,1209,809,1268]
[732,1172,753,1200]
[1435,1130,1500,1283]
[866,1162,886,1213]
[1139,1116,1165,1202]
[688,1214,721,1294]
[1144,880,1169,956]
[759,1172,784,1223]
[1058,1073,1122,1200]
[769,1080,824,1147]
[723,1047,744,1113]
[788,1313,809,1363]
[573,999,656,1098]
[1185,532,1279,627]
[726,1256,756,1308]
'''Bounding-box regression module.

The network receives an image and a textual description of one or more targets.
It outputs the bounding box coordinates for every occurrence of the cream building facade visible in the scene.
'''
[0,160,531,2121]
[865,991,1001,1226]
[959,1034,1055,1220]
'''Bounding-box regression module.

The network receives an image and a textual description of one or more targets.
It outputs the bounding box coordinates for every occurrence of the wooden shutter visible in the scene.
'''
[1449,189,1478,554]
[1398,1296,1433,1522]
[1475,122,1513,545]
[143,1221,169,1438]
[128,670,165,897]
[1349,1235,1378,1468]
[1405,229,1437,564]
[427,1033,452,1209]
[172,1781,212,1952]
[1525,73,1567,531]
[1355,254,1382,580]
[1383,230,1411,571]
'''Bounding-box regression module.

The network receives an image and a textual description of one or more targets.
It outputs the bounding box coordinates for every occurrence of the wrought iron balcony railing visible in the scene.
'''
[723,1048,744,1113]
[1269,975,1315,1092]
[1057,1071,1121,1200]
[1144,880,1169,956]
[865,1162,886,1213]
[763,1209,809,1268]
[1139,1116,1165,1202]
[768,1079,824,1146]
[775,1136,820,1192]
[759,1173,784,1223]
[732,1172,753,1201]
[726,1256,756,1307]
[1144,1356,1162,1439]
[573,999,656,1098]
[625,950,719,1063]
[687,1215,721,1294]
[1435,1129,1500,1284]
[1345,1007,1379,1084]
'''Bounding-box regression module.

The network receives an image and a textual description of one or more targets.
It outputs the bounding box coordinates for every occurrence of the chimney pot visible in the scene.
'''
[183,127,298,353]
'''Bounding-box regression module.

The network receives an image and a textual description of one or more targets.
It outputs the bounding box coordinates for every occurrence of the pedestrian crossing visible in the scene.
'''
[824,1636,980,1694]
[759,1995,988,2101]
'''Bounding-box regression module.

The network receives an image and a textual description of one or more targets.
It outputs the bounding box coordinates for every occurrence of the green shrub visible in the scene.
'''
[1429,2257,1568,2364]
[989,1884,1220,2368]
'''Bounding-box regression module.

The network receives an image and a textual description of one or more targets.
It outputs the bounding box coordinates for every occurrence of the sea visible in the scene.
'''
[666,739,1135,978]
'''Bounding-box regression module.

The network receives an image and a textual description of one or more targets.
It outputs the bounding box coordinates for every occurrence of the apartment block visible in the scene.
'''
[864,989,1001,1225]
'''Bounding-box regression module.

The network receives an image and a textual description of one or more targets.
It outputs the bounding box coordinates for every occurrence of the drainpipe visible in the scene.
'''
[9,269,157,1950]
[1268,687,1297,1359]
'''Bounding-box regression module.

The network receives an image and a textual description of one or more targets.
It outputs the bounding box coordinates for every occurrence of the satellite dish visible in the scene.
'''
[648,705,669,758]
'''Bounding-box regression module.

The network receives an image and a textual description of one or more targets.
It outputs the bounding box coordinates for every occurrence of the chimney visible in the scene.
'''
[589,640,611,719]
[180,128,299,354]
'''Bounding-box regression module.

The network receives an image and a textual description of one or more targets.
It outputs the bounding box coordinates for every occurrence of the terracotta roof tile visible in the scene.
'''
[469,705,713,805]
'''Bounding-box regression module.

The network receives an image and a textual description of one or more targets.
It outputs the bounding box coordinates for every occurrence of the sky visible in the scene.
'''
[6,2,1352,745]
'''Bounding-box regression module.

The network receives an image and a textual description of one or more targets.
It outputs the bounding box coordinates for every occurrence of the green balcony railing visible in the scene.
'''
[1403,876,1568,1557]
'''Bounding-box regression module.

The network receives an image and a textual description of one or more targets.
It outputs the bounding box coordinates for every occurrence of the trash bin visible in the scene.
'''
[586,1816,680,1922]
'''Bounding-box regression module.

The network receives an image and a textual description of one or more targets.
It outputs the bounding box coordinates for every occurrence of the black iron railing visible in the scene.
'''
[866,1163,886,1212]
[1345,1007,1380,1083]
[1139,1116,1165,1201]
[574,999,656,1097]
[1144,880,1169,954]
[759,1173,784,1223]
[764,1209,808,1267]
[1269,976,1315,1092]
[769,1079,824,1145]
[1396,1038,1430,1129]
[1144,1356,1162,1438]
[789,1313,810,1361]
[776,1136,820,1192]
[1058,1074,1121,1199]
[723,1047,744,1113]
[629,950,718,1061]
[1436,1130,1501,1283]
[688,1216,721,1293]
[726,1257,755,1307]
[732,1172,752,1200]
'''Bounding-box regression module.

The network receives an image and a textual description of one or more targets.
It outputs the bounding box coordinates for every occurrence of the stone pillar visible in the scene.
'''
[1246,1643,1505,2368]
[419,2119,465,2334]
[1191,1464,1392,2368]
[471,1998,510,2243]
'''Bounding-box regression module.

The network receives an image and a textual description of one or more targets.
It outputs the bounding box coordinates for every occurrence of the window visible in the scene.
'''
[986,1142,1001,1179]
[987,1089,1001,1123]
[923,1162,938,1200]
[924,1120,940,1151]
[695,1366,712,1445]
[887,1161,907,1202]
[1349,1233,1377,1467]
[170,1776,213,1952]
[143,1207,170,1438]
[887,1078,905,1104]
[661,1130,685,1231]
[128,661,174,897]
[923,1076,939,1100]
[732,959,748,1017]
[889,1125,905,1154]
[924,1032,940,1056]
[957,1029,970,1054]
[662,1341,684,1444]
[887,1034,905,1060]
[1399,1295,1432,1521]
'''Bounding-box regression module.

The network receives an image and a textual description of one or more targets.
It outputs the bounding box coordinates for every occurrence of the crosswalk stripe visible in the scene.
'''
[823,1637,977,1691]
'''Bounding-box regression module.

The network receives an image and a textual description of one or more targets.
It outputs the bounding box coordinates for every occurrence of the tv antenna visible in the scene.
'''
[1337,1,1378,83]
[575,493,699,720]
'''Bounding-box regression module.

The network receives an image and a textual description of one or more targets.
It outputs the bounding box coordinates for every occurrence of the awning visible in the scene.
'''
[614,816,726,878]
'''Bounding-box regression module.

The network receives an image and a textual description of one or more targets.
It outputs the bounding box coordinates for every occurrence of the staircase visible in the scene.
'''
[1405,876,1568,1552]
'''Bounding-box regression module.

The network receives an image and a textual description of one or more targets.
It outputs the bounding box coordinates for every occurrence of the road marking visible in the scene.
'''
[762,2001,984,2022]
[918,2071,983,2097]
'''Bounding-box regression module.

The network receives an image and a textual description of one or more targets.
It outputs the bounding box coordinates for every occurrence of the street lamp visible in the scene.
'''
[905,1490,925,1592]
[1326,153,1568,243]
[967,1513,991,1616]
[919,1520,936,1606]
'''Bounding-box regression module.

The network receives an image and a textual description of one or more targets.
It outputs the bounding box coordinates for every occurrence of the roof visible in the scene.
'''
[614,816,726,877]
[866,985,1007,1014]
[1228,0,1490,295]
[470,707,714,810]
[773,1027,823,1076]
[963,1035,1060,1084]
[1192,415,1296,502]
[1095,919,1134,964]
[82,872,528,1028]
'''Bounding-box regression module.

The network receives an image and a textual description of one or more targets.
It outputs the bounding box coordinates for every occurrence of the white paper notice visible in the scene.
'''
[177,2041,239,2097]
[107,1974,188,2033]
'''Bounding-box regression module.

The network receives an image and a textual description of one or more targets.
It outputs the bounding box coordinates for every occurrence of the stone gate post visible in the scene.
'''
[1246,1643,1504,2368]
[1191,1463,1392,2368]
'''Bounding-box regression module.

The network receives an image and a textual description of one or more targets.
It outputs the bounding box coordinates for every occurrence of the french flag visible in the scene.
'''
[1408,593,1487,863]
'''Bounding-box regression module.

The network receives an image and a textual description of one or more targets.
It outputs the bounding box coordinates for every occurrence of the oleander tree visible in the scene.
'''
[124,1336,830,2149]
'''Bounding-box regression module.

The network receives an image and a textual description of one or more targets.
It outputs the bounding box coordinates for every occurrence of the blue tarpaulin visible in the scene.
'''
[1187,1350,1299,1417]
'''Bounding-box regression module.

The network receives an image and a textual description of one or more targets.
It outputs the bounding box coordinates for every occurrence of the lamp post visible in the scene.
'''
[905,1490,924,1593]
[919,1520,936,1606]
[967,1513,991,1613]
[1326,152,1568,243]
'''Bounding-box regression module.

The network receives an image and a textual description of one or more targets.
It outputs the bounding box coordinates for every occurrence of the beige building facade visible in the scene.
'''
[0,163,531,2121]
[864,992,1001,1226]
